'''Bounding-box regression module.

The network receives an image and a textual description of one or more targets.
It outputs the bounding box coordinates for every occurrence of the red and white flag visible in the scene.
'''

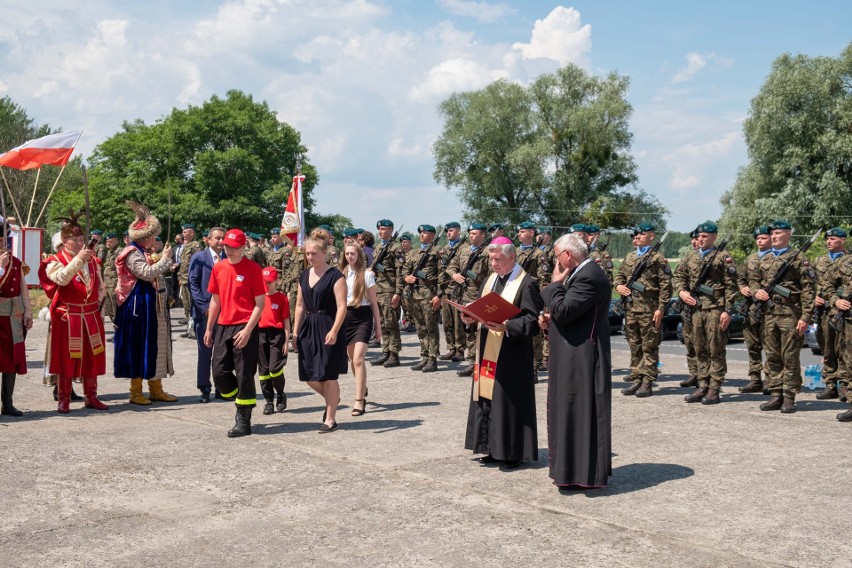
[281,174,305,246]
[0,131,82,170]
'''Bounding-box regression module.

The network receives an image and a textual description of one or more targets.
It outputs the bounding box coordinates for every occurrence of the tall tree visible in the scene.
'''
[720,43,852,250]
[433,65,650,229]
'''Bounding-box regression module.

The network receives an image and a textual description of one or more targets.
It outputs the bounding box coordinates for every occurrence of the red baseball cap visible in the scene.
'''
[223,229,246,249]
[262,267,278,282]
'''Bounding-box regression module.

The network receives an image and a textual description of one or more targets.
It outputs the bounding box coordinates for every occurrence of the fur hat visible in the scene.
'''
[126,200,161,242]
[54,208,86,240]
[51,231,63,252]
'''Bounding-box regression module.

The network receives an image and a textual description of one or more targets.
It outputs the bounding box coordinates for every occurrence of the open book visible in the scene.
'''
[443,292,521,326]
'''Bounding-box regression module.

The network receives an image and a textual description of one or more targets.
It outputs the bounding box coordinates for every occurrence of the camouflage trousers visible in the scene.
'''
[377,292,401,354]
[681,317,698,377]
[533,333,547,367]
[409,289,439,358]
[691,307,727,390]
[440,299,465,354]
[288,289,297,333]
[624,311,661,382]
[839,318,852,388]
[101,288,116,323]
[179,284,192,320]
[817,311,847,387]
[742,308,764,381]
[762,312,803,396]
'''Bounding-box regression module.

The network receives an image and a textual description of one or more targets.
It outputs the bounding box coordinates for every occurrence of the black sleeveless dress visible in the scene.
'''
[297,267,348,381]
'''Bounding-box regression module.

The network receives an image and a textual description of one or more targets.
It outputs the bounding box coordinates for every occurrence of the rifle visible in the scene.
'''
[671,234,731,324]
[828,288,852,332]
[369,225,403,272]
[747,229,822,325]
[441,234,466,268]
[614,231,669,316]
[403,228,445,299]
[591,233,611,254]
[450,237,492,301]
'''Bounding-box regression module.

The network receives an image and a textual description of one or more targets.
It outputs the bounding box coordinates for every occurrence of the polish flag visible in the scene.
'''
[0,131,82,170]
[281,174,305,246]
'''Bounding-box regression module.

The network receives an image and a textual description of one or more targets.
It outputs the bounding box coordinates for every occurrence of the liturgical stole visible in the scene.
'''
[473,265,527,401]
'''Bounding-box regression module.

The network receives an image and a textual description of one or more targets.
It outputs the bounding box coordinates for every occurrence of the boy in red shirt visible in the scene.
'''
[259,267,290,415]
[204,229,266,437]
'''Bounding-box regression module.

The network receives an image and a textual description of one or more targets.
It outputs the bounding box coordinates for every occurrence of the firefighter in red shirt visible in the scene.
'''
[258,267,290,415]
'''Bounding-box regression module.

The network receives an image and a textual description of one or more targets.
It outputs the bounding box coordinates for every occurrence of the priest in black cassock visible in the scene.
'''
[460,237,543,469]
[540,232,612,489]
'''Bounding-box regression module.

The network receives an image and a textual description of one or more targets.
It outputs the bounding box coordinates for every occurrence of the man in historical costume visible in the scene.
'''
[39,210,109,414]
[0,236,33,416]
[113,202,178,406]
[461,237,543,469]
[540,233,612,489]
[189,227,226,402]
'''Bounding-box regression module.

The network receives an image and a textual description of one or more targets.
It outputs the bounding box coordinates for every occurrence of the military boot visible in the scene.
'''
[451,350,465,363]
[383,352,401,368]
[679,375,698,388]
[621,379,642,396]
[457,363,475,377]
[438,351,455,361]
[227,406,253,438]
[760,395,783,411]
[780,395,796,414]
[684,388,708,403]
[816,385,839,400]
[836,407,852,422]
[839,384,848,402]
[635,379,653,398]
[739,379,764,393]
[421,358,438,373]
[411,357,428,371]
[701,388,721,405]
[370,352,390,366]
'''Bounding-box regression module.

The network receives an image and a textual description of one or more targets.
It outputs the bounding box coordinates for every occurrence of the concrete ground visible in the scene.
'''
[1,311,849,567]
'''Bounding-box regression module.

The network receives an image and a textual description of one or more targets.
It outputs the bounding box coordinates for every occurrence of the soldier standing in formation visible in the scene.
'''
[438,222,465,363]
[673,221,738,405]
[398,233,416,332]
[515,222,548,371]
[813,228,848,400]
[750,220,815,414]
[615,222,672,398]
[677,228,701,388]
[826,251,852,421]
[586,225,614,284]
[178,224,203,331]
[399,225,441,373]
[245,232,266,266]
[735,226,772,393]
[100,232,120,326]
[369,219,404,369]
[446,223,491,377]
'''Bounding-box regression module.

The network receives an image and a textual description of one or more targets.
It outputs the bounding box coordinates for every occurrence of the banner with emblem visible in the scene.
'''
[281,173,305,246]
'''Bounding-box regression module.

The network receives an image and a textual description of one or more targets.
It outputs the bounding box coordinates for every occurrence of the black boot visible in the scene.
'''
[54,384,83,401]
[621,379,641,396]
[684,388,708,403]
[260,380,275,415]
[457,363,475,377]
[837,407,852,422]
[421,358,438,373]
[635,380,653,398]
[411,357,428,371]
[383,352,401,368]
[227,406,253,438]
[276,392,287,412]
[370,352,390,366]
[0,373,22,417]
[816,385,839,400]
[760,395,783,411]
[680,375,698,388]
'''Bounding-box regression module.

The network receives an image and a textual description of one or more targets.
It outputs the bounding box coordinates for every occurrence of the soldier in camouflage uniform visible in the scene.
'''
[678,228,702,388]
[265,228,295,317]
[100,232,120,324]
[447,223,491,377]
[750,220,816,414]
[438,222,465,362]
[826,254,852,421]
[537,226,555,370]
[399,225,442,373]
[91,229,106,267]
[812,228,848,400]
[281,237,304,334]
[515,221,548,371]
[615,222,672,398]
[674,221,738,405]
[178,224,203,326]
[244,232,265,266]
[737,226,773,393]
[398,233,416,332]
[369,219,405,368]
[585,224,614,284]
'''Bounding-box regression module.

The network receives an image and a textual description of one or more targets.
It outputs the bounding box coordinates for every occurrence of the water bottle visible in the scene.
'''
[804,365,823,390]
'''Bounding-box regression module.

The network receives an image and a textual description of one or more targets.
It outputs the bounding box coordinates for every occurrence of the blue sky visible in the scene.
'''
[2,0,850,232]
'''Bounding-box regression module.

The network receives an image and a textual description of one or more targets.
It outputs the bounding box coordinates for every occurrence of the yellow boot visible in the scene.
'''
[148,379,177,402]
[129,378,151,405]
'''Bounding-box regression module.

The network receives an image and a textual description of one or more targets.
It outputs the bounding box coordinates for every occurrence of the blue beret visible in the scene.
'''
[376,219,393,228]
[636,221,656,233]
[698,221,718,234]
[487,223,502,232]
[826,227,847,238]
[105,232,117,239]
[538,226,552,234]
[202,230,208,237]
[468,222,487,231]
[752,225,769,238]
[418,224,436,233]
[585,224,600,234]
[400,233,413,241]
[768,220,792,231]
[122,230,129,237]
[270,227,280,235]
[91,229,103,235]
[343,228,360,238]
[155,236,162,242]
[570,223,587,233]
[690,228,700,239]
[516,221,536,231]
[181,223,195,230]
[445,221,461,229]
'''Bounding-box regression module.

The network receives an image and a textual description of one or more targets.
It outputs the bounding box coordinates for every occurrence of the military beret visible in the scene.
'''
[91,229,103,235]
[698,221,718,234]
[155,236,162,242]
[752,225,769,238]
[689,228,700,239]
[826,227,847,238]
[768,220,792,231]
[123,230,129,237]
[538,226,552,235]
[105,232,117,239]
[343,228,360,238]
[570,223,587,233]
[585,224,600,234]
[181,223,196,230]
[636,221,656,233]
[400,233,413,241]
[469,222,487,231]
[270,227,280,235]
[516,221,536,231]
[630,228,639,237]
[354,228,365,235]
[202,230,209,237]
[487,223,502,232]
[418,224,436,234]
[376,219,393,228]
[445,221,461,229]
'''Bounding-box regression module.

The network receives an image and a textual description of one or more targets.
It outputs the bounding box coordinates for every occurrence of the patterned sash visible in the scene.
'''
[57,301,104,359]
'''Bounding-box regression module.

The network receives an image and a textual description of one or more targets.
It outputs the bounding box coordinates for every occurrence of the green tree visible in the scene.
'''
[50,90,319,238]
[433,65,654,229]
[720,43,852,251]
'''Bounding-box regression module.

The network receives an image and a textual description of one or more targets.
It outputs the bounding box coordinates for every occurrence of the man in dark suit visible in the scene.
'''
[188,227,226,402]
[541,232,612,489]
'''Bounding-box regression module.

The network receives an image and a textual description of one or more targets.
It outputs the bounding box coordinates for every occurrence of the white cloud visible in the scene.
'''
[409,58,507,102]
[671,51,734,84]
[511,6,591,68]
[669,171,699,191]
[437,0,515,23]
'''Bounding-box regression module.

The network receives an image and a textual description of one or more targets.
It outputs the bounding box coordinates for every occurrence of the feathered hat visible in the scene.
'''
[54,208,87,240]
[126,200,161,242]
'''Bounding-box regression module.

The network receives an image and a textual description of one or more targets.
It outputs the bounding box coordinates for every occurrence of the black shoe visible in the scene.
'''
[263,401,275,415]
[276,393,287,412]
[502,460,522,470]
[457,363,475,377]
[370,353,390,366]
[214,391,226,400]
[836,408,852,422]
[199,392,211,403]
[53,385,58,401]
[421,358,438,373]
[478,455,498,464]
[684,388,708,403]
[816,386,839,400]
[0,404,23,417]
[318,421,338,433]
[227,407,253,438]
[680,375,698,388]
[411,358,428,371]
[70,388,84,402]
[383,353,401,368]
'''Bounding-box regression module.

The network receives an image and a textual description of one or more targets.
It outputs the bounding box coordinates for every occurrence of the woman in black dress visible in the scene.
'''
[292,228,348,432]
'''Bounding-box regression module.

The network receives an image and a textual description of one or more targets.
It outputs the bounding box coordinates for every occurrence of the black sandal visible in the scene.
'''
[351,399,366,416]
[318,421,338,433]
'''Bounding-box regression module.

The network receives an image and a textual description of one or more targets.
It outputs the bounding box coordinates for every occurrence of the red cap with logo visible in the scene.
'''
[262,267,278,282]
[223,228,246,249]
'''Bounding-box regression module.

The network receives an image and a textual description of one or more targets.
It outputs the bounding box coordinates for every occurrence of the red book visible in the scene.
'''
[443,292,521,326]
